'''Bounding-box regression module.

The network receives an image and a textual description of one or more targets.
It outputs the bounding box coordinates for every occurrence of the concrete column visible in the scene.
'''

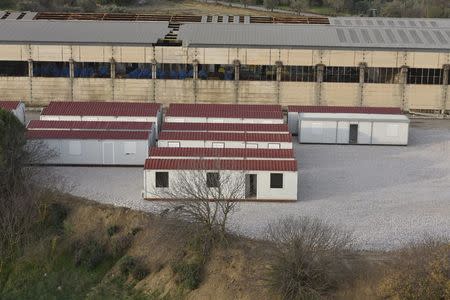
[359,62,367,107]
[110,58,116,79]
[151,59,157,102]
[151,59,157,80]
[315,64,325,105]
[28,59,33,103]
[275,61,283,104]
[233,59,240,103]
[110,58,115,101]
[69,59,74,102]
[442,64,449,114]
[193,59,199,103]
[400,65,408,111]
[28,59,33,77]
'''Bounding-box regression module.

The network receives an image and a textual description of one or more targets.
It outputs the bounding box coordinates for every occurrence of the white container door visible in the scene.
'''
[102,142,115,165]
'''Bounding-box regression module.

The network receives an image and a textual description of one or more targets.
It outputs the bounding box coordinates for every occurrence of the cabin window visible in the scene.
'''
[270,173,283,189]
[268,143,281,149]
[246,143,258,149]
[212,142,225,148]
[207,172,220,188]
[124,142,136,155]
[167,141,180,147]
[156,172,169,188]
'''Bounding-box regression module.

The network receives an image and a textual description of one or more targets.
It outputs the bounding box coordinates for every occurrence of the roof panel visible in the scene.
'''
[41,101,161,117]
[288,105,402,114]
[27,120,153,131]
[26,130,149,140]
[149,147,294,159]
[0,20,170,45]
[144,158,297,171]
[162,122,289,132]
[0,100,20,111]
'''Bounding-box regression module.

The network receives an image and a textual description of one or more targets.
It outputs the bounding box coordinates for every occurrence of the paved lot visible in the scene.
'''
[44,120,450,250]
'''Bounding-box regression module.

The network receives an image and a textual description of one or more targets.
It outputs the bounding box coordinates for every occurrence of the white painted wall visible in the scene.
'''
[298,120,337,143]
[11,102,26,124]
[143,169,297,201]
[372,122,409,145]
[288,112,299,135]
[157,139,292,149]
[30,138,149,165]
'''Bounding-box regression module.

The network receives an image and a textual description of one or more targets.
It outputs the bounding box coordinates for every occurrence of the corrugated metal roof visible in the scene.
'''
[298,112,410,122]
[144,158,297,171]
[149,147,294,158]
[162,122,288,132]
[329,17,450,29]
[26,130,149,140]
[0,20,170,45]
[41,101,161,117]
[0,100,20,111]
[178,22,450,51]
[288,106,402,114]
[166,103,283,119]
[27,120,153,131]
[158,131,292,142]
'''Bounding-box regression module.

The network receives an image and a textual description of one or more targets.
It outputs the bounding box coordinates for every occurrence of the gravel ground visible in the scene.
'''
[44,120,450,250]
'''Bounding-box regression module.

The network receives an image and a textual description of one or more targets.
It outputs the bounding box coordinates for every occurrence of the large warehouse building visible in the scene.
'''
[0,12,448,113]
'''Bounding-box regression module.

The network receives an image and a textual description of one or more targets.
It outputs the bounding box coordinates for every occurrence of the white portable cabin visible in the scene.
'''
[40,101,163,137]
[298,113,410,145]
[143,159,298,201]
[0,101,26,124]
[157,131,293,149]
[288,106,403,135]
[27,129,152,166]
[165,103,284,124]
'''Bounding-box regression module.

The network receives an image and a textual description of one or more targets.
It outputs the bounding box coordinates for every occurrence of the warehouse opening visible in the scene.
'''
[0,61,28,76]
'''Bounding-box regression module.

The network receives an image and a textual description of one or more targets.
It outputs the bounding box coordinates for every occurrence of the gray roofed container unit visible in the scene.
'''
[0,20,171,45]
[178,22,450,51]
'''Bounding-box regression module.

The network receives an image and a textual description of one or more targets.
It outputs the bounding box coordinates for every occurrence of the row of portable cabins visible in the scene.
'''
[144,103,298,201]
[288,106,410,145]
[26,101,161,165]
[0,101,26,124]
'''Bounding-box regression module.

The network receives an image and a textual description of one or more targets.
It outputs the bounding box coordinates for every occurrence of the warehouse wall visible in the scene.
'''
[0,44,448,111]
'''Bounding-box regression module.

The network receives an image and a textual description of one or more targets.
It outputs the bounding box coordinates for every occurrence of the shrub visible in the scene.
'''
[74,239,107,270]
[171,260,202,290]
[42,202,68,232]
[111,234,133,257]
[131,264,149,281]
[107,225,120,237]
[131,227,142,236]
[265,216,355,300]
[119,256,136,275]
[378,239,450,299]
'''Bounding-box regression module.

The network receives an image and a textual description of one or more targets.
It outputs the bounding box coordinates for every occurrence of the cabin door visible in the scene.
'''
[349,124,358,144]
[245,174,257,199]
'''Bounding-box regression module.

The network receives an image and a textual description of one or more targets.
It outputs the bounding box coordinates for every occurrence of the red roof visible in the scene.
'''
[144,158,297,171]
[288,106,402,114]
[158,131,292,142]
[150,147,294,159]
[0,101,21,111]
[27,120,153,131]
[26,130,149,140]
[41,101,161,117]
[162,122,288,132]
[166,103,283,119]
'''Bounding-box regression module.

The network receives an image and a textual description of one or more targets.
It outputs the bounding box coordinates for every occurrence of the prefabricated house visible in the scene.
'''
[0,101,26,124]
[40,101,163,135]
[149,147,295,160]
[298,112,410,145]
[143,158,298,201]
[165,103,284,124]
[157,131,293,149]
[162,122,289,134]
[27,129,153,166]
[288,106,402,135]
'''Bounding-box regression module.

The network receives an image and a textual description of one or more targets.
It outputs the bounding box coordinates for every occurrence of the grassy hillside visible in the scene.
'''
[1,193,448,299]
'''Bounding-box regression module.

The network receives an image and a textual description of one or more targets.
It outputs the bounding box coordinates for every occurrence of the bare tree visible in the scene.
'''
[151,160,244,241]
[290,0,308,15]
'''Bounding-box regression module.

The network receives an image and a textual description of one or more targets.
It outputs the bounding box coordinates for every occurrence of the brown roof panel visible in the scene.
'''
[158,131,292,142]
[26,130,149,140]
[162,122,288,132]
[288,105,402,114]
[0,101,20,111]
[27,120,153,131]
[149,147,294,159]
[144,158,297,171]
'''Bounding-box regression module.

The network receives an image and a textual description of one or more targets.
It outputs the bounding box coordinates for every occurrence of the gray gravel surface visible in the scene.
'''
[45,120,450,250]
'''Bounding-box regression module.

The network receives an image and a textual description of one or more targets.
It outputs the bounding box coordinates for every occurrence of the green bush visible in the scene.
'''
[132,264,149,281]
[171,260,202,290]
[74,239,107,270]
[42,202,69,232]
[107,225,120,237]
[119,256,136,275]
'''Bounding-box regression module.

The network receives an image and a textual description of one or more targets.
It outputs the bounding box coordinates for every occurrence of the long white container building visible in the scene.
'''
[0,100,26,124]
[157,131,293,149]
[27,121,155,165]
[143,158,298,201]
[297,111,410,145]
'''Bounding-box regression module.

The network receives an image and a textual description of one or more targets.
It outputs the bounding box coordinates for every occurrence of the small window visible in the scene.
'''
[155,172,169,188]
[246,143,258,149]
[124,142,136,155]
[206,172,220,188]
[167,141,180,147]
[212,142,225,148]
[270,173,283,189]
[69,140,82,155]
[268,143,281,149]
